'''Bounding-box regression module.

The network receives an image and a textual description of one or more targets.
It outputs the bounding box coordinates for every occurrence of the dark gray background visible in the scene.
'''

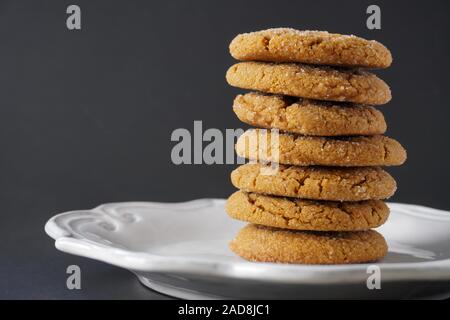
[0,0,449,299]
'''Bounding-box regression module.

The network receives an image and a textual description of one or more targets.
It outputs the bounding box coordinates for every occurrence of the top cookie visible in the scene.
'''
[229,28,392,69]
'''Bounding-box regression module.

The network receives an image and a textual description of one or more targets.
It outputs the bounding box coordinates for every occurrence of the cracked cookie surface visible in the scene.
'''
[233,92,387,136]
[226,62,391,105]
[229,28,392,69]
[236,129,406,166]
[226,191,389,231]
[231,163,397,201]
[230,224,388,264]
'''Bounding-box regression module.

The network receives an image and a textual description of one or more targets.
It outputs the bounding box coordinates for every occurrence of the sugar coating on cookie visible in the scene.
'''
[229,28,392,68]
[226,62,391,105]
[233,92,387,136]
[231,163,397,201]
[235,129,406,167]
[226,191,390,231]
[230,224,388,264]
[229,28,392,69]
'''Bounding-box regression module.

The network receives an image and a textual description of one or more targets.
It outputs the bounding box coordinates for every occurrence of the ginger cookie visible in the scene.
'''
[226,191,389,231]
[231,163,397,201]
[235,129,406,167]
[226,62,391,105]
[229,28,392,69]
[230,224,388,264]
[233,92,387,136]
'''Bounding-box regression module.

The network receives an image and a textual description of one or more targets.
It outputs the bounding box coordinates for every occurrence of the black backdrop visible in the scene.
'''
[1,0,449,299]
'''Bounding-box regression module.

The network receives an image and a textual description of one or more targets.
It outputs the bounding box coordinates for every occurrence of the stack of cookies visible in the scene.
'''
[225,28,407,264]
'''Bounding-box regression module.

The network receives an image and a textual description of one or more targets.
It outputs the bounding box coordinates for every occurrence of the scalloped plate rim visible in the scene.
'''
[45,199,450,285]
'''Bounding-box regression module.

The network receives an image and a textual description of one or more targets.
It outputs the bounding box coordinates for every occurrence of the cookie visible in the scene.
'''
[235,129,407,166]
[231,163,397,201]
[226,62,391,105]
[229,28,392,69]
[226,191,389,231]
[233,92,387,136]
[230,224,388,264]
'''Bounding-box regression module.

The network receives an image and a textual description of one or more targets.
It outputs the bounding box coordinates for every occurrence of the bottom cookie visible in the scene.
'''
[230,224,388,264]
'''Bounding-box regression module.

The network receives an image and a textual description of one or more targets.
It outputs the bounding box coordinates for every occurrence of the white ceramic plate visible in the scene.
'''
[45,200,450,299]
